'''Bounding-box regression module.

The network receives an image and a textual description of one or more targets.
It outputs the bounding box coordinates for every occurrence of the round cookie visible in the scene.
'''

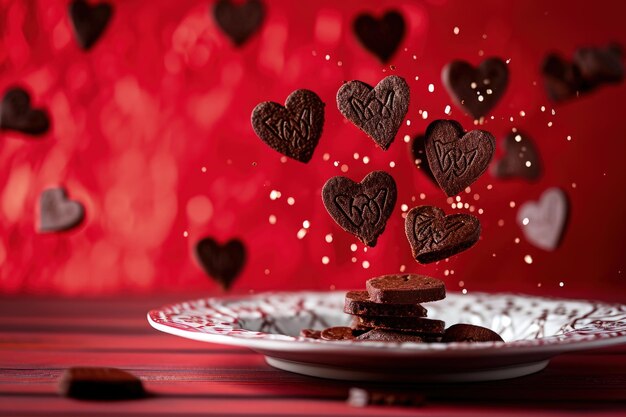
[442,324,503,343]
[344,290,428,317]
[366,274,445,304]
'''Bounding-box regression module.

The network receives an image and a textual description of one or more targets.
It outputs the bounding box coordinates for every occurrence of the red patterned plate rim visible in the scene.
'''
[147,291,626,357]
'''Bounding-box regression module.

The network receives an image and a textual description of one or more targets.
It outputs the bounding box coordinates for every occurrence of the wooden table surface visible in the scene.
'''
[2,295,626,416]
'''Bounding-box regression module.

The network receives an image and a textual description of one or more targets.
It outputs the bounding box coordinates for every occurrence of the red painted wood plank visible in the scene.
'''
[2,395,624,417]
[0,332,246,352]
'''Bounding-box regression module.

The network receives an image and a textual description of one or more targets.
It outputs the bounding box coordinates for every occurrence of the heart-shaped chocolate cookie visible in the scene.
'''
[404,205,480,264]
[69,0,113,51]
[517,187,568,251]
[353,10,405,63]
[492,131,542,181]
[213,0,264,47]
[541,53,588,102]
[573,43,624,87]
[39,188,85,233]
[322,171,397,247]
[337,75,409,150]
[409,134,437,185]
[424,119,495,196]
[195,238,246,290]
[442,58,508,119]
[251,89,324,163]
[0,87,50,136]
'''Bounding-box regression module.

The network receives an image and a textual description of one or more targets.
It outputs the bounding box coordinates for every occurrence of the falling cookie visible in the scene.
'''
[573,43,624,86]
[517,187,568,251]
[442,58,508,119]
[69,0,113,50]
[405,205,480,264]
[337,75,409,150]
[424,119,495,196]
[195,237,246,290]
[322,171,397,247]
[251,89,325,163]
[39,188,85,233]
[0,87,50,136]
[213,0,264,46]
[409,134,437,185]
[58,367,145,400]
[353,10,405,63]
[492,131,542,181]
[541,53,588,102]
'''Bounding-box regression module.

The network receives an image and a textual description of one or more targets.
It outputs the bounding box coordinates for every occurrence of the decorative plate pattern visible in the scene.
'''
[148,291,626,351]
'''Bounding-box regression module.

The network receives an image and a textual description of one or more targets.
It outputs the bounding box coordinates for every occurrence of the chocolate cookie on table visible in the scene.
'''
[344,290,427,318]
[58,367,145,400]
[366,274,445,304]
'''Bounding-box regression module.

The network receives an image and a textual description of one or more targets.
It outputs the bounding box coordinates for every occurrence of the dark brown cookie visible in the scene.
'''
[516,187,568,251]
[442,324,503,343]
[409,134,437,185]
[355,315,445,334]
[0,87,50,136]
[58,367,145,400]
[574,43,624,86]
[344,290,428,317]
[355,328,424,343]
[405,205,480,264]
[251,89,325,163]
[541,53,589,102]
[348,387,425,407]
[352,11,405,63]
[39,188,85,233]
[366,274,445,304]
[424,119,495,196]
[442,58,508,119]
[322,171,397,247]
[213,0,264,47]
[300,329,322,339]
[337,75,409,150]
[492,131,542,181]
[320,326,356,341]
[69,0,113,51]
[195,238,246,290]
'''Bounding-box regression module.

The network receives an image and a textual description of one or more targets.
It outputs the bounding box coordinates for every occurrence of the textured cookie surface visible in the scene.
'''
[252,89,325,163]
[424,119,495,196]
[405,205,480,264]
[337,75,409,150]
[322,171,397,247]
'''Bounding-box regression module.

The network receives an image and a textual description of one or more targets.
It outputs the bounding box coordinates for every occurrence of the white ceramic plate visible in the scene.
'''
[147,291,626,382]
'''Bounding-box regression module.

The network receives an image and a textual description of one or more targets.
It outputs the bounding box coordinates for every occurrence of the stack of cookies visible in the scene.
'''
[345,274,447,342]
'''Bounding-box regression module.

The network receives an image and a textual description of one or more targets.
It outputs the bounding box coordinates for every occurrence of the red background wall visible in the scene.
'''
[1,0,625,300]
